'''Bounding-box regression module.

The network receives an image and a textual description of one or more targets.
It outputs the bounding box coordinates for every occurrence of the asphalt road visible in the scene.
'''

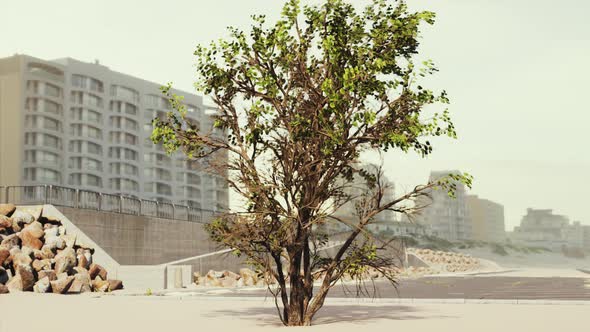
[228,276,590,300]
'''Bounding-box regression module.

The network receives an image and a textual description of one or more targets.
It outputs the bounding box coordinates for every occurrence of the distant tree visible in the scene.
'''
[152,0,471,326]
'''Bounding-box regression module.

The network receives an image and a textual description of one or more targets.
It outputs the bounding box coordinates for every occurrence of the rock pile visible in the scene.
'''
[194,268,271,288]
[408,248,480,273]
[0,204,122,294]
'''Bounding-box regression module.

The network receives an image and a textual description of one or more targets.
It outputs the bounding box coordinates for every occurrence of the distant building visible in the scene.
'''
[0,54,228,211]
[326,167,395,233]
[512,208,585,250]
[466,195,505,243]
[413,171,470,241]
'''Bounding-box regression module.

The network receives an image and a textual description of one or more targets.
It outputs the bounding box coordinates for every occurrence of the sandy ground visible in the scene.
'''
[456,247,590,270]
[1,293,590,332]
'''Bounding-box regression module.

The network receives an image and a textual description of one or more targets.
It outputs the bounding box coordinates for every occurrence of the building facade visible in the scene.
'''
[325,167,395,234]
[0,54,228,211]
[414,170,471,241]
[512,208,584,250]
[466,195,505,243]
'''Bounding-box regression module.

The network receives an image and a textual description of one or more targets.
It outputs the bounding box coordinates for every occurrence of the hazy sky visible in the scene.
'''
[2,0,589,230]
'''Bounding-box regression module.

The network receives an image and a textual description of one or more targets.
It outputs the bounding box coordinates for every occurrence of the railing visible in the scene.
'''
[0,185,219,223]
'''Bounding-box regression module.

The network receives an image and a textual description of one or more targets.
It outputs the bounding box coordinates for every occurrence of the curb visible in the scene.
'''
[126,294,590,305]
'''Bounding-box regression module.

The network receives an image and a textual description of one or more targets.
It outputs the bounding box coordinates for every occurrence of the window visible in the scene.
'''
[72,75,104,93]
[69,157,102,171]
[109,132,138,145]
[24,133,61,149]
[111,85,139,103]
[187,173,201,185]
[24,168,61,182]
[44,83,62,98]
[70,124,102,139]
[24,115,61,132]
[145,94,168,108]
[110,101,137,116]
[109,178,139,192]
[70,108,102,123]
[109,147,138,161]
[70,91,103,107]
[26,81,39,94]
[24,150,60,166]
[110,163,138,176]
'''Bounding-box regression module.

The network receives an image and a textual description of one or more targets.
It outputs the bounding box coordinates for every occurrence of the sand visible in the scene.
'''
[1,293,589,332]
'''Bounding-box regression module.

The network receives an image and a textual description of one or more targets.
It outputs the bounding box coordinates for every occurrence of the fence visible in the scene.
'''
[0,185,218,223]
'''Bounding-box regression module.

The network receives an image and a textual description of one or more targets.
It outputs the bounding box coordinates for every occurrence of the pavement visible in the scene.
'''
[2,292,590,332]
[161,272,590,301]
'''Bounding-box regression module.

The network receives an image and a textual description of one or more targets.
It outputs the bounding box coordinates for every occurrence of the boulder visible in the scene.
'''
[61,234,76,248]
[50,276,75,294]
[1,233,20,248]
[21,245,35,258]
[40,209,61,224]
[0,267,8,284]
[5,274,24,292]
[89,263,107,280]
[72,272,92,293]
[77,253,89,269]
[107,279,123,291]
[222,270,241,280]
[17,265,35,291]
[11,251,32,268]
[32,259,52,272]
[38,270,57,281]
[34,247,55,260]
[0,215,12,230]
[44,226,59,238]
[91,278,109,292]
[0,247,10,266]
[10,210,35,225]
[16,206,42,221]
[0,204,16,217]
[34,276,51,293]
[0,283,8,294]
[54,247,76,274]
[74,237,93,250]
[43,236,65,251]
[19,222,45,250]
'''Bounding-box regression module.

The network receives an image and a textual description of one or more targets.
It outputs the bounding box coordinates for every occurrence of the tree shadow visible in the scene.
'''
[210,304,455,327]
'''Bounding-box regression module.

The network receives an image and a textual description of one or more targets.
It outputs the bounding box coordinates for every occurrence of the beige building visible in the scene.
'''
[466,195,505,243]
[0,54,227,211]
[512,208,587,250]
[414,171,471,241]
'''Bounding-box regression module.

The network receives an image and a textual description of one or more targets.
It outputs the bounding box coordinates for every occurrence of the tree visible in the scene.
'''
[152,0,472,326]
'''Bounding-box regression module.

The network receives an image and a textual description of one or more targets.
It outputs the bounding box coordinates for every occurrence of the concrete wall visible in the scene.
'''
[57,206,247,272]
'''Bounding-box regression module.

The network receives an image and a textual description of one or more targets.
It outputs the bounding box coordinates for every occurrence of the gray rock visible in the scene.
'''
[34,276,51,293]
[43,226,59,238]
[16,206,42,221]
[10,210,35,225]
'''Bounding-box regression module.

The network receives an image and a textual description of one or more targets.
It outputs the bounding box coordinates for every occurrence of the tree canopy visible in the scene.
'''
[152,0,471,326]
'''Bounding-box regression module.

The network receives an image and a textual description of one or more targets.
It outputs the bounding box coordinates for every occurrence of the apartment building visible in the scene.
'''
[413,170,471,241]
[0,54,228,211]
[512,208,588,250]
[466,195,505,243]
